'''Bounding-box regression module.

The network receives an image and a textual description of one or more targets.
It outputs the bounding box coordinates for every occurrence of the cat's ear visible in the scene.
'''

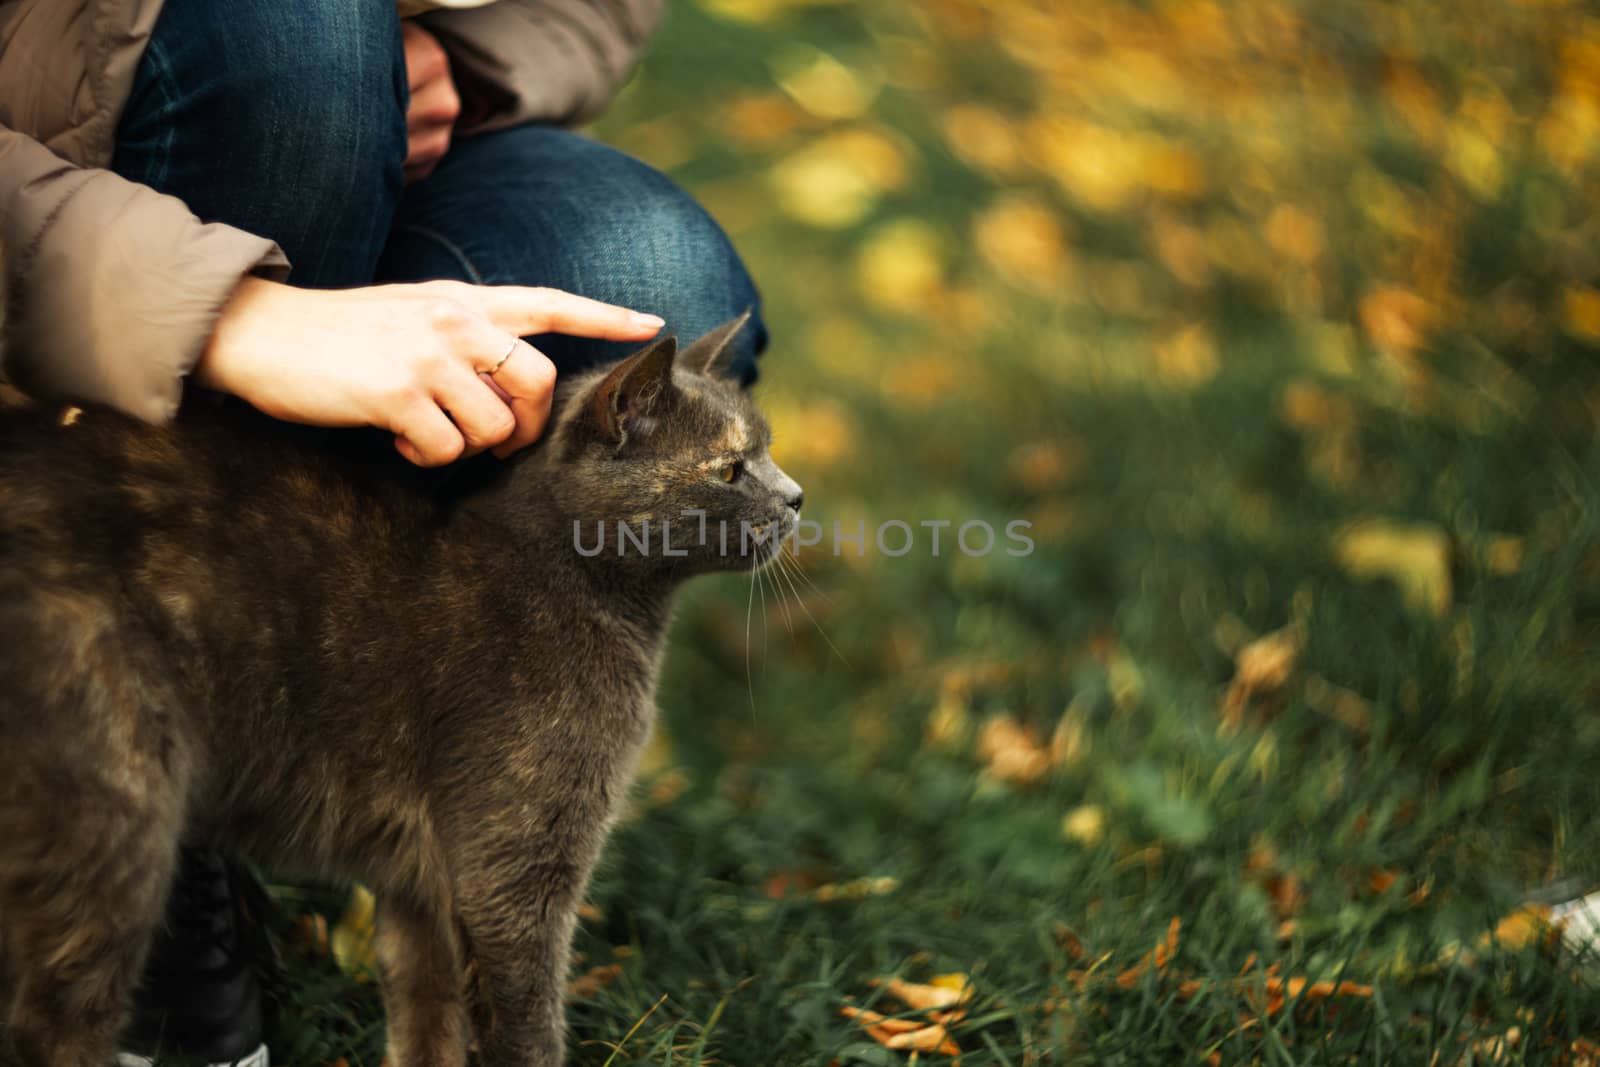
[591,334,679,441]
[681,309,753,378]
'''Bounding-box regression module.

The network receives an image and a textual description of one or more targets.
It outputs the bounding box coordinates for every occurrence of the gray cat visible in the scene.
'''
[0,314,802,1067]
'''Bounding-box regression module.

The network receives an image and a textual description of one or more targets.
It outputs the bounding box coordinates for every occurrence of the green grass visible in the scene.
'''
[262,1,1600,1063]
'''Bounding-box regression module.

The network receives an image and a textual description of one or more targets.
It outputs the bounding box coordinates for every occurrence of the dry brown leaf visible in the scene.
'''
[295,913,329,958]
[763,871,813,899]
[1262,976,1374,1012]
[1115,917,1181,989]
[1303,674,1373,733]
[1265,872,1306,920]
[567,962,623,1000]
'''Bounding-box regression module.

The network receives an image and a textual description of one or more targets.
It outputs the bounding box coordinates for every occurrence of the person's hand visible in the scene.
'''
[401,21,460,183]
[197,278,665,465]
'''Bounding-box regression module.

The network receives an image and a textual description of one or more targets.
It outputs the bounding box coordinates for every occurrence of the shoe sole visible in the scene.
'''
[115,1043,269,1067]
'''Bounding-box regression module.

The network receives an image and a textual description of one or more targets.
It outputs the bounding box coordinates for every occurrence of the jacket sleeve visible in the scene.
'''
[419,0,666,133]
[0,124,288,423]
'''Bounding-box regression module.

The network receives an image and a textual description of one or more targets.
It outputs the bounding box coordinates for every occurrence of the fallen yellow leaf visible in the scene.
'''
[840,1005,923,1035]
[1333,517,1452,617]
[977,714,1053,785]
[812,875,900,902]
[1221,626,1301,729]
[331,885,377,980]
[872,975,972,1012]
[1062,804,1106,846]
[884,1023,961,1056]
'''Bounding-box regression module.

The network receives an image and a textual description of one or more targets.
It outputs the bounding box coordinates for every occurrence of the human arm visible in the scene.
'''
[0,122,287,423]
[0,124,662,464]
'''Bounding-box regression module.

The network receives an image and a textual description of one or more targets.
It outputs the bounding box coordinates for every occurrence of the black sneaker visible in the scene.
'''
[118,848,271,1067]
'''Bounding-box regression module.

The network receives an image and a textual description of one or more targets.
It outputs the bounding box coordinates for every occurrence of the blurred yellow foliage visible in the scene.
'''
[773,44,881,120]
[1562,287,1600,345]
[882,354,964,409]
[1008,439,1084,493]
[974,193,1073,292]
[720,92,813,146]
[1029,118,1205,214]
[1264,205,1325,266]
[696,0,844,23]
[763,395,857,473]
[768,127,911,228]
[855,218,944,312]
[1359,287,1436,357]
[941,104,1024,177]
[1154,324,1220,387]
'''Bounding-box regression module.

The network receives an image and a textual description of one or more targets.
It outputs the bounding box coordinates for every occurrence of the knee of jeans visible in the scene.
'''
[593,167,768,381]
[187,0,406,183]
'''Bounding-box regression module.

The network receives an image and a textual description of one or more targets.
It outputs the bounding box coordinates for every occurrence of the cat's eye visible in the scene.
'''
[720,461,743,484]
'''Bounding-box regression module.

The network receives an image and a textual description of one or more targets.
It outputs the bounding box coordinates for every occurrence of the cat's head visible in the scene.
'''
[537,313,803,575]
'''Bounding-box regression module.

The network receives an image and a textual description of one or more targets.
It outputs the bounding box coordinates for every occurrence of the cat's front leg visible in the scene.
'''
[374,894,471,1067]
[455,862,582,1066]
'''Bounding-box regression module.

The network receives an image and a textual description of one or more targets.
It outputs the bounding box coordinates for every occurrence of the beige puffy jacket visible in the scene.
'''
[0,0,663,421]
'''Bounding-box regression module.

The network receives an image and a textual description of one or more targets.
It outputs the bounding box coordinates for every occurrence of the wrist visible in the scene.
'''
[196,275,278,394]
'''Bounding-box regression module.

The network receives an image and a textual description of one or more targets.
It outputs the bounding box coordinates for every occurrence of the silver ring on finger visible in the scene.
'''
[490,338,518,375]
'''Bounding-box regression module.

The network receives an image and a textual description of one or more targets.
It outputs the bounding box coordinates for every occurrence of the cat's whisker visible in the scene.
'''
[744,554,759,720]
[782,541,834,606]
[770,550,803,636]
[767,548,797,637]
[775,548,851,669]
[754,547,771,667]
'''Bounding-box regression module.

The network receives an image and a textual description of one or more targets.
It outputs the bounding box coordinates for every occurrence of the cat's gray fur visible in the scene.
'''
[0,315,801,1066]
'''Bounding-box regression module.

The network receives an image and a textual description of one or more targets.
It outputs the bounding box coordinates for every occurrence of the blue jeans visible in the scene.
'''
[110,0,766,383]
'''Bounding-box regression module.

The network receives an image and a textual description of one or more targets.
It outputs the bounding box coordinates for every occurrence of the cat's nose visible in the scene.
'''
[786,488,804,512]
